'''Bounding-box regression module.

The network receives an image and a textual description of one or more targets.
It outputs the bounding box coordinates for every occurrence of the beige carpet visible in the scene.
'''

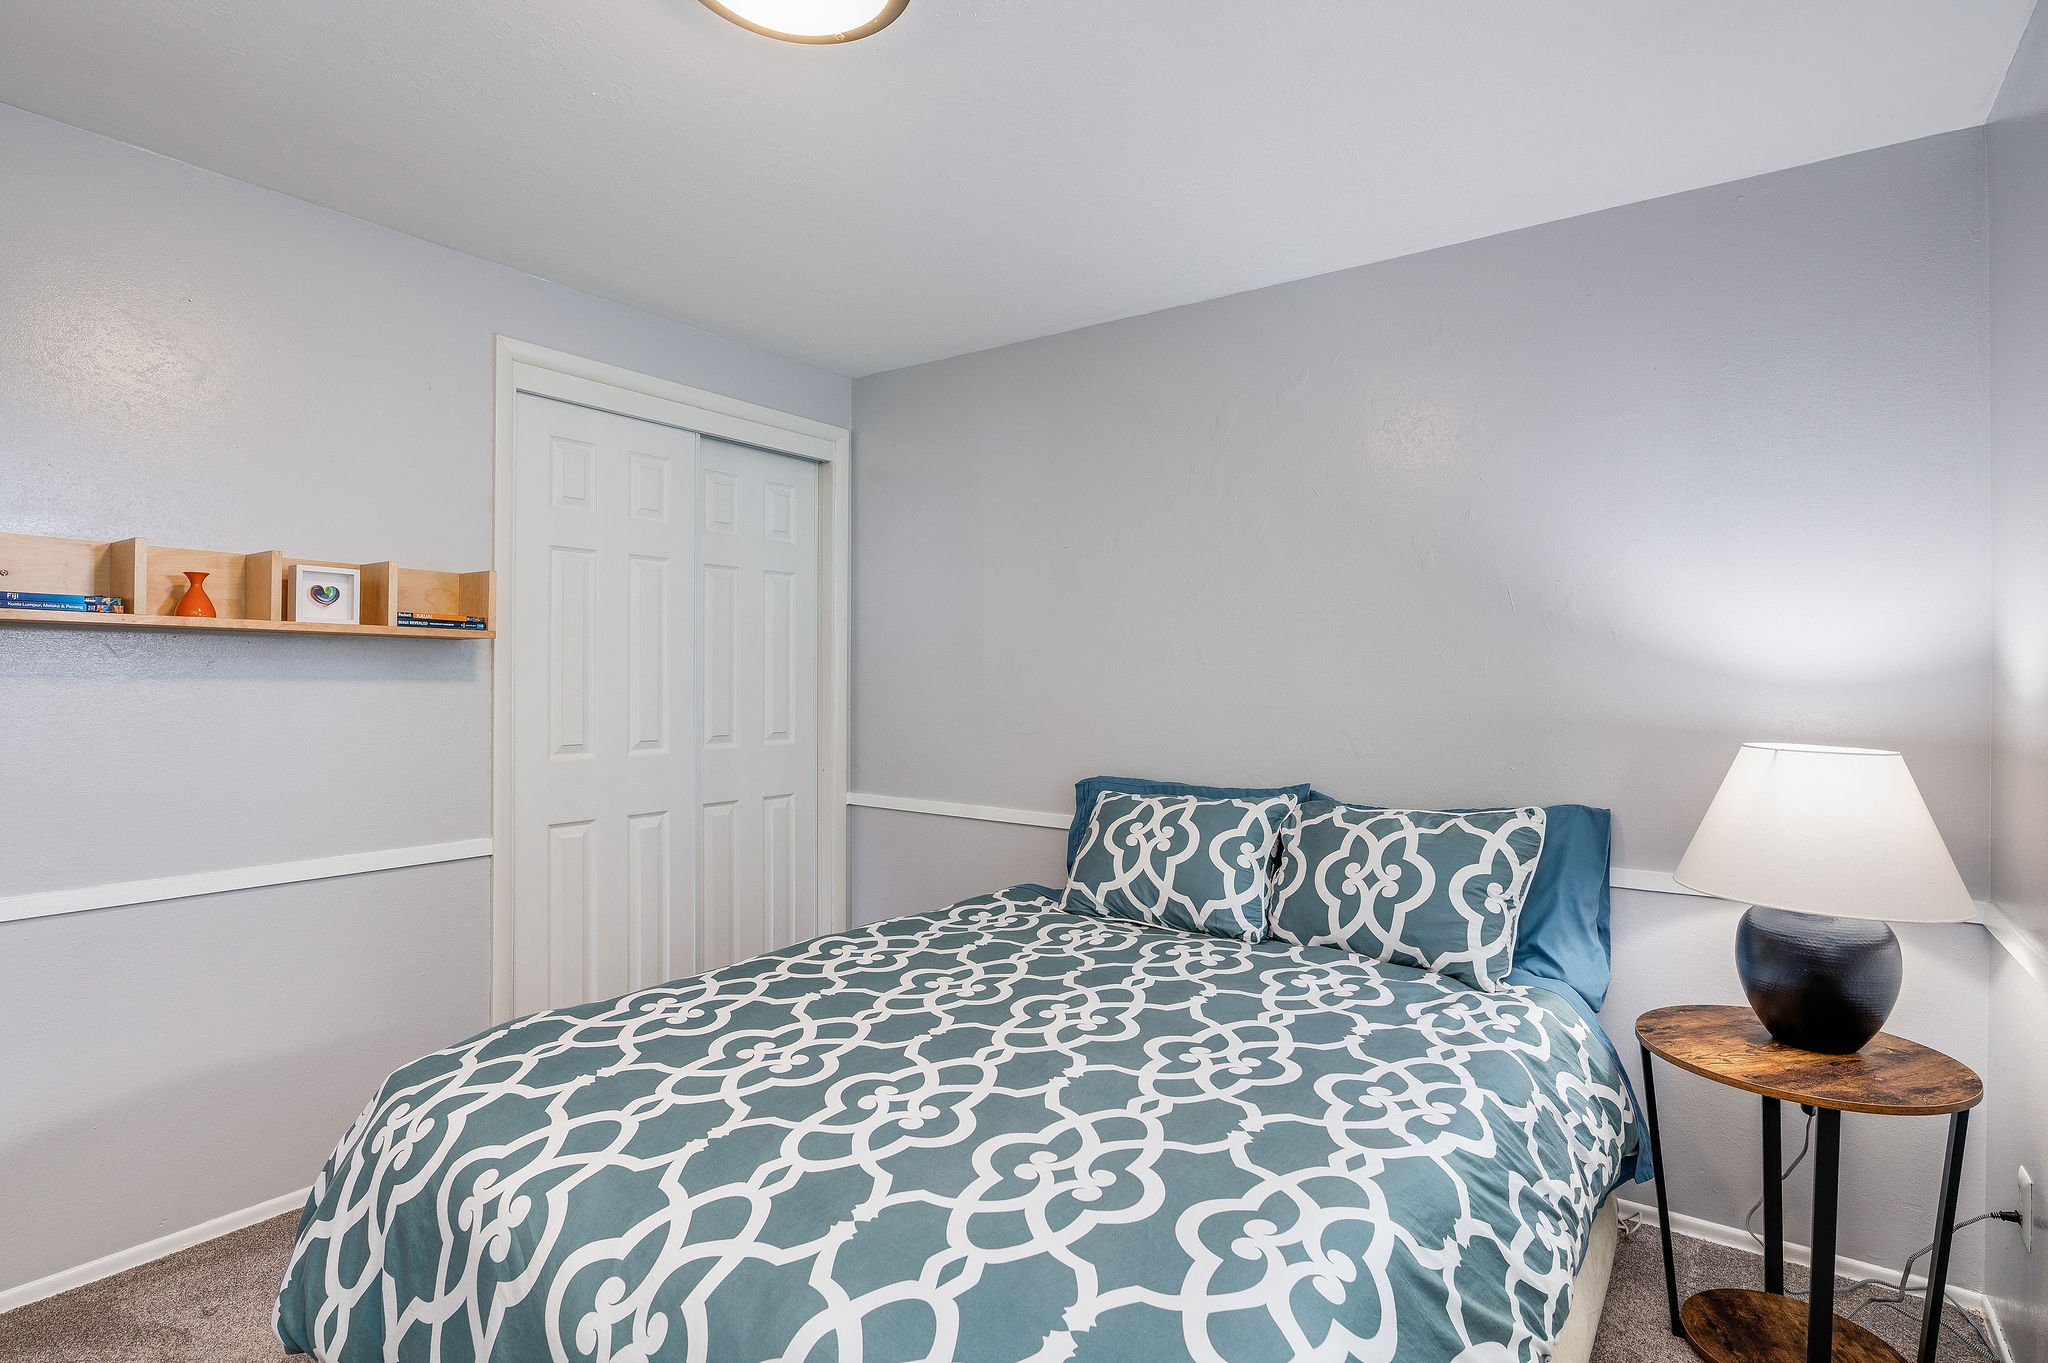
[0,1214,299,1363]
[1590,1212,1995,1363]
[0,1209,1995,1362]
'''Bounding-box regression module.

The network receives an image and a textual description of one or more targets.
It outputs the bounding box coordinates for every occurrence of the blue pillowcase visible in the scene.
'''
[1311,794,1613,1011]
[1506,804,1615,1012]
[1067,776,1314,870]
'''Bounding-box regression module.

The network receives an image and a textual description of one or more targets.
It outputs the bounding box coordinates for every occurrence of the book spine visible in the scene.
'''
[396,617,487,630]
[0,592,124,610]
[0,597,124,613]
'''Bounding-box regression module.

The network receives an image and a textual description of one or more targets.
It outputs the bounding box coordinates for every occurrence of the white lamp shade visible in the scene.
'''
[1673,743,1973,923]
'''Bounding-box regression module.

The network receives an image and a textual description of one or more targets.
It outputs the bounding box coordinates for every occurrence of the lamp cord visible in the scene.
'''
[1741,1106,1815,1252]
[1736,1106,2018,1360]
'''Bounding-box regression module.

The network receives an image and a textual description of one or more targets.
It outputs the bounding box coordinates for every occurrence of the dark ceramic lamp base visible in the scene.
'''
[1734,906,1902,1054]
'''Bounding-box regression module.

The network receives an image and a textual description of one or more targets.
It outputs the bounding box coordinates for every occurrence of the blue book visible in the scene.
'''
[0,592,124,612]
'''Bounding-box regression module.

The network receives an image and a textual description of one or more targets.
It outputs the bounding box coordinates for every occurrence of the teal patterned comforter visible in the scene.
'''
[276,886,1634,1363]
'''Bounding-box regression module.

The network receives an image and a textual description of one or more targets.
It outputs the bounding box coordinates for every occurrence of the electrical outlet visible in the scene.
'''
[2023,1166,2036,1253]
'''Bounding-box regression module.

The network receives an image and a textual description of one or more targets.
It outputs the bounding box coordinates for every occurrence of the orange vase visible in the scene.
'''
[174,570,217,618]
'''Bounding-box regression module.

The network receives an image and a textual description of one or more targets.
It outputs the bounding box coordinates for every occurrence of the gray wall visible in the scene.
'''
[1992,0,2048,964]
[1982,950,2048,1359]
[1986,1,2048,1355]
[0,102,849,1296]
[0,864,488,1286]
[850,131,1996,1282]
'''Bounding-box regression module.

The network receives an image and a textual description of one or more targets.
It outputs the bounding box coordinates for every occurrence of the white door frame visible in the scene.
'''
[491,336,852,1022]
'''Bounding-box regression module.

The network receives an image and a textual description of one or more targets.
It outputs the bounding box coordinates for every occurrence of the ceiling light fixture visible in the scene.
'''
[699,0,908,44]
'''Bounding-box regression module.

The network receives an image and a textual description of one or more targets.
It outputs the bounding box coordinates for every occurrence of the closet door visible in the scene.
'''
[694,438,822,970]
[512,394,697,1014]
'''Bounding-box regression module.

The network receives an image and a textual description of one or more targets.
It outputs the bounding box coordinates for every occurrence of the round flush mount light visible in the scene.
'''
[699,0,907,43]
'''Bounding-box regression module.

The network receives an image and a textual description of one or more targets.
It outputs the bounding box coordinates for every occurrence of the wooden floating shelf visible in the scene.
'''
[0,532,494,639]
[0,608,491,639]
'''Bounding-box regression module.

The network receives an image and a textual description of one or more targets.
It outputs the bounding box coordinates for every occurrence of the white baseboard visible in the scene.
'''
[0,1187,308,1315]
[1615,1198,2004,1356]
[1980,1295,2018,1363]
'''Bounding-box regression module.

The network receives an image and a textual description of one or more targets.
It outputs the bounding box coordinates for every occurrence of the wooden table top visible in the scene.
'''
[1635,1004,1982,1116]
[1681,1288,1902,1363]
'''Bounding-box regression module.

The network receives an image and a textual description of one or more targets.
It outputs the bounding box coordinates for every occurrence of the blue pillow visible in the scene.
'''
[1309,795,1613,1010]
[1068,776,1314,870]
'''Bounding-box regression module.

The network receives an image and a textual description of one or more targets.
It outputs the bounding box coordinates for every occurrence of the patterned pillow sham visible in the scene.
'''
[1060,791,1297,942]
[1268,801,1547,990]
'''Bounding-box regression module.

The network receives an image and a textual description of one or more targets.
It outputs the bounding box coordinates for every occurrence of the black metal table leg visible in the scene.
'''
[1917,1111,1970,1363]
[1639,1043,1682,1336]
[1762,1096,1784,1295]
[1807,1109,1841,1363]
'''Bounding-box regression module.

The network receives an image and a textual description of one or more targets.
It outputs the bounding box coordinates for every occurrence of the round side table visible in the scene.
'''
[1635,1004,1982,1363]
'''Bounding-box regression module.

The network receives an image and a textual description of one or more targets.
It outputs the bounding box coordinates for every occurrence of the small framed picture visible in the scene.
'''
[288,564,361,625]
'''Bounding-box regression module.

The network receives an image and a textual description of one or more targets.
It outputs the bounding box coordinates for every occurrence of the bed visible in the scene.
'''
[276,884,1637,1363]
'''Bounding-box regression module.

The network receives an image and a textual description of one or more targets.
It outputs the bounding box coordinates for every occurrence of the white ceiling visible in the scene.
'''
[0,1,2034,376]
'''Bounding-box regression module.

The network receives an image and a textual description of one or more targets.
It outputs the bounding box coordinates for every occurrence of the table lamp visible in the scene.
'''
[1673,743,1974,1054]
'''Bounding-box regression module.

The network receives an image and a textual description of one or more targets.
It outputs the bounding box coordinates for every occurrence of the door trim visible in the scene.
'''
[491,337,852,1022]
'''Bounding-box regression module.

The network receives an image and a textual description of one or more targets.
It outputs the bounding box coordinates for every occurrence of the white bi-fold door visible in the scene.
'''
[510,395,821,1014]
[694,437,821,974]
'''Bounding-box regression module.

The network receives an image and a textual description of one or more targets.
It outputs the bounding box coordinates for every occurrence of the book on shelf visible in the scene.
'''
[397,612,488,630]
[0,592,125,613]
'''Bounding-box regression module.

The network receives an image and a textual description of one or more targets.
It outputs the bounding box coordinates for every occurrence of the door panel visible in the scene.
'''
[695,438,821,969]
[512,394,697,1013]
